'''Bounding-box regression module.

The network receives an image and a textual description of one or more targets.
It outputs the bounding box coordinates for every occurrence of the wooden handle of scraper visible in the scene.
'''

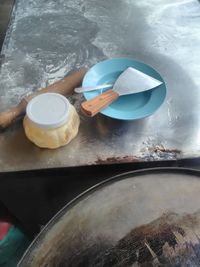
[0,67,87,129]
[81,89,119,117]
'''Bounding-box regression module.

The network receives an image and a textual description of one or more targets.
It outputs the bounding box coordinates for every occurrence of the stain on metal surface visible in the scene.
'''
[141,145,182,161]
[94,147,181,165]
[95,156,140,165]
[153,147,181,154]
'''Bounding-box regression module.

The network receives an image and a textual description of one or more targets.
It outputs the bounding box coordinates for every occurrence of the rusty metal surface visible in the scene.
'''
[0,0,200,171]
[18,168,200,266]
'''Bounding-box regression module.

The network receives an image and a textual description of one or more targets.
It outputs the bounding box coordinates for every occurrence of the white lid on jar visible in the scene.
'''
[26,93,70,129]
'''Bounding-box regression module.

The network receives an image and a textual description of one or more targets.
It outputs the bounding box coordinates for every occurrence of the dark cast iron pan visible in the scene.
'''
[18,168,200,267]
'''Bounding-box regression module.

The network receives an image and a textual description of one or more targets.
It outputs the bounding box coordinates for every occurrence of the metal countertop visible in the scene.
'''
[0,0,200,171]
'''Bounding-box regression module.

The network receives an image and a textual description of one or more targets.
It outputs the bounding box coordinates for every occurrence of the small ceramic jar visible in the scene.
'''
[23,93,80,149]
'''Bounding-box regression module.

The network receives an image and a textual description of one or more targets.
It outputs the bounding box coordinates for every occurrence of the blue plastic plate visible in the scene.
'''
[82,58,166,120]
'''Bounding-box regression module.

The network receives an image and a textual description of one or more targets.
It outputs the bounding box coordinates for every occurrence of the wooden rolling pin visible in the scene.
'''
[0,67,87,129]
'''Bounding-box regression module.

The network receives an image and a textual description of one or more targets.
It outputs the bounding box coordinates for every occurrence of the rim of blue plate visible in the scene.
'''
[82,58,167,120]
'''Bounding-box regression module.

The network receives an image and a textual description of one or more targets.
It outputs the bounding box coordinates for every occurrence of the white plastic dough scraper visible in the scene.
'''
[81,67,163,117]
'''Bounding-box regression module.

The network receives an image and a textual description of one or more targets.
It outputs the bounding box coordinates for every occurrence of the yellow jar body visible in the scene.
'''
[23,105,80,149]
